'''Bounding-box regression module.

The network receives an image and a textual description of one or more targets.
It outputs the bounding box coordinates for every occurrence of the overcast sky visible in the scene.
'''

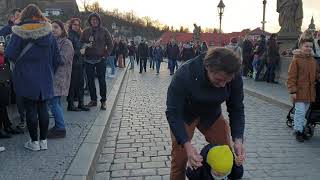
[77,0,320,33]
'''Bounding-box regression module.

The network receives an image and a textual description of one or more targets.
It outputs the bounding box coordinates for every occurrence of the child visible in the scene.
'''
[186,144,244,180]
[287,32,320,142]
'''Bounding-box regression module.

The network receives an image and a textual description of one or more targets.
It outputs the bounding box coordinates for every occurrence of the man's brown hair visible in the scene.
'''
[20,4,48,22]
[203,47,241,75]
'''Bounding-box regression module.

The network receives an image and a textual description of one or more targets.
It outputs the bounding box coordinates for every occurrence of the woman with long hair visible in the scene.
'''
[47,20,74,138]
[5,4,61,151]
[67,18,90,112]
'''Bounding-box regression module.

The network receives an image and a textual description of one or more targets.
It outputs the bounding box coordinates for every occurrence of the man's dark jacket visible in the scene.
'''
[166,54,245,145]
[167,44,180,60]
[138,42,149,59]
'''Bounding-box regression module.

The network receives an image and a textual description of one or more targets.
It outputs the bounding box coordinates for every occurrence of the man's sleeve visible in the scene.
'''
[104,29,113,55]
[0,26,11,37]
[166,72,189,145]
[226,74,245,141]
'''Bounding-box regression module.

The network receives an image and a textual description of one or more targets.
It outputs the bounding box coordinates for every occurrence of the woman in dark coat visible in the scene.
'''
[5,4,61,151]
[67,18,90,112]
[265,33,280,83]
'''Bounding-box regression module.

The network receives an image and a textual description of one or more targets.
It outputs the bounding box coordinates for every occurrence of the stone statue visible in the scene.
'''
[277,0,303,34]
[193,23,201,42]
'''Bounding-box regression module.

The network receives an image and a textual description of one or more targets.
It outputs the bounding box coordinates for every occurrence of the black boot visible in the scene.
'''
[5,126,23,134]
[47,127,66,139]
[78,102,90,111]
[0,129,12,138]
[67,102,81,112]
[295,131,304,142]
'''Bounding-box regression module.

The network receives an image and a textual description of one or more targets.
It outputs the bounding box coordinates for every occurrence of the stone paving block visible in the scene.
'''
[113,157,136,163]
[128,151,143,158]
[125,162,142,169]
[95,172,110,180]
[116,144,132,148]
[99,154,115,163]
[157,168,170,175]
[102,147,116,154]
[115,153,128,159]
[151,156,169,162]
[142,162,166,168]
[111,170,130,177]
[110,163,125,171]
[127,177,143,180]
[130,169,157,176]
[145,176,162,180]
[96,163,111,173]
[137,157,151,163]
[116,148,137,153]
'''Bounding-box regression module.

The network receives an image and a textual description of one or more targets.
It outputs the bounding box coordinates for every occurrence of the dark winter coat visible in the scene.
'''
[68,29,83,66]
[186,144,244,180]
[153,47,163,61]
[166,54,245,145]
[0,21,14,37]
[128,44,136,56]
[267,38,280,64]
[138,42,149,59]
[242,39,253,55]
[167,44,180,60]
[5,21,61,100]
[181,45,194,61]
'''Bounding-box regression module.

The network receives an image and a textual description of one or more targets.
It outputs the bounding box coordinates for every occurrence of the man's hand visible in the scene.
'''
[184,142,203,170]
[291,93,296,103]
[233,138,245,166]
[80,48,86,55]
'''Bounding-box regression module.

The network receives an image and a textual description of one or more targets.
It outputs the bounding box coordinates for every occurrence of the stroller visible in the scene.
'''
[286,81,320,138]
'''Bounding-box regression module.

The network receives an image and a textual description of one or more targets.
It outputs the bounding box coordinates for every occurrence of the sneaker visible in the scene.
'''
[101,102,107,110]
[39,140,48,150]
[24,140,40,151]
[295,131,304,142]
[0,146,5,152]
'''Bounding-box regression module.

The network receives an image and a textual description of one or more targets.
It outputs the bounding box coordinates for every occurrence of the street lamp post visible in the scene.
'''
[217,0,225,46]
[262,0,267,32]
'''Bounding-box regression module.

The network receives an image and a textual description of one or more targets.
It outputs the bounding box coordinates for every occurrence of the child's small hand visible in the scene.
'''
[235,155,244,166]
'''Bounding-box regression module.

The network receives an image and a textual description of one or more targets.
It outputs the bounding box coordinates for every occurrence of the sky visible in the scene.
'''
[77,0,320,33]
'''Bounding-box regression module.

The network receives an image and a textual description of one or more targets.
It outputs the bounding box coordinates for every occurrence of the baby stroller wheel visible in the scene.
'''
[286,106,295,128]
[286,120,293,128]
[304,124,315,138]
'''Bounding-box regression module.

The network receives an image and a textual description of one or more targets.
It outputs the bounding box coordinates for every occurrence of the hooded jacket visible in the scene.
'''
[5,21,61,100]
[287,49,320,102]
[81,13,113,60]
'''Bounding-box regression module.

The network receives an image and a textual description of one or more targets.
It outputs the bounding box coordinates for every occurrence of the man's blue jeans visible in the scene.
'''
[129,56,135,69]
[168,59,177,74]
[107,56,116,75]
[156,60,161,73]
[48,96,65,130]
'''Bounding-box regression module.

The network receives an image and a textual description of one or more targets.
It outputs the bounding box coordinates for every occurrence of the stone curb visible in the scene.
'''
[244,86,292,109]
[64,65,129,180]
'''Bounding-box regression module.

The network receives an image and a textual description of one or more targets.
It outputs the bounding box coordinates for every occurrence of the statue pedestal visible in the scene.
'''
[278,32,300,55]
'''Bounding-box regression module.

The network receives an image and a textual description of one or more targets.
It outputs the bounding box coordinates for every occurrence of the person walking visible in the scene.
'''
[242,36,254,77]
[149,42,155,69]
[80,13,113,110]
[117,39,126,68]
[181,42,194,62]
[166,40,180,75]
[265,33,280,83]
[138,39,148,73]
[153,42,164,75]
[67,18,90,112]
[128,40,136,70]
[5,4,61,151]
[254,34,267,81]
[106,38,116,77]
[47,20,74,139]
[166,48,245,180]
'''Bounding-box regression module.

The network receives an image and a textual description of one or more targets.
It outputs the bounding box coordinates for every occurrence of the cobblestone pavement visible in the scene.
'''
[94,64,320,180]
[0,67,123,180]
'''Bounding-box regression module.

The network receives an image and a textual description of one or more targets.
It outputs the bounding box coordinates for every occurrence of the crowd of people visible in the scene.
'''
[0,4,117,152]
[0,4,210,153]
